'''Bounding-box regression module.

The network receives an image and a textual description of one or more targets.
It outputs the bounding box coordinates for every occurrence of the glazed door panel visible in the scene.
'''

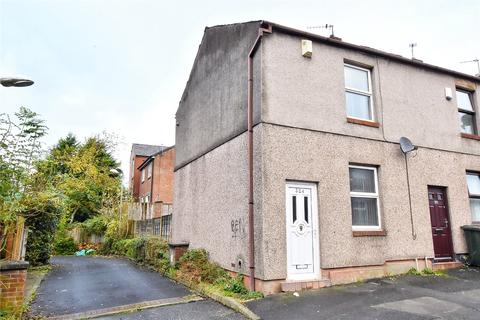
[286,182,319,280]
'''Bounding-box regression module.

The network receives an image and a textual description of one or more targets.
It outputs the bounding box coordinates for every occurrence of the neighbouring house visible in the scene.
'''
[171,20,480,295]
[129,143,166,201]
[130,145,175,240]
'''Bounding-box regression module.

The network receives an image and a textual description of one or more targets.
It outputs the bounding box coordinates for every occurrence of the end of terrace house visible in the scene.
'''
[171,20,480,295]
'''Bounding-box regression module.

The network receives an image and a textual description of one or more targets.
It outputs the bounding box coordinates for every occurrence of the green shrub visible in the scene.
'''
[25,212,60,266]
[103,240,262,301]
[100,237,113,254]
[406,268,421,276]
[177,249,228,284]
[104,236,169,265]
[422,268,435,275]
[223,275,248,295]
[112,238,133,256]
[82,216,108,236]
[144,237,169,263]
[53,237,76,255]
[405,267,444,277]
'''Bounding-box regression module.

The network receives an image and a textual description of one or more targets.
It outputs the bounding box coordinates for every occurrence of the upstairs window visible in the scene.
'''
[141,168,145,182]
[467,173,480,222]
[457,89,477,135]
[349,165,381,230]
[147,163,152,179]
[344,64,373,121]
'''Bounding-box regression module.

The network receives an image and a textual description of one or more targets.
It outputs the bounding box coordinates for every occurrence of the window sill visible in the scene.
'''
[461,133,480,141]
[347,117,380,128]
[352,230,387,237]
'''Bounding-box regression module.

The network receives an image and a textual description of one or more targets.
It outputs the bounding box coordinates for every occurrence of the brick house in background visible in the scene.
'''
[129,143,165,201]
[135,146,175,239]
[172,21,480,294]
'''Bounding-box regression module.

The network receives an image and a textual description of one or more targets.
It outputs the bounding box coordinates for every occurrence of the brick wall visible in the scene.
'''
[137,148,175,220]
[153,147,175,205]
[129,155,148,201]
[139,160,153,202]
[0,260,28,313]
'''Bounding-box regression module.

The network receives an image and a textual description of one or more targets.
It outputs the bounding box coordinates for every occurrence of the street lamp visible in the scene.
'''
[0,77,34,87]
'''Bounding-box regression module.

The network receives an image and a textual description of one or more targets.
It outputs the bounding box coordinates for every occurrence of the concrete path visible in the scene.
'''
[30,256,244,319]
[247,267,480,320]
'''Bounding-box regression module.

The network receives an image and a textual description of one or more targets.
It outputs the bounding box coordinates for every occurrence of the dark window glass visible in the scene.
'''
[304,196,309,223]
[292,196,297,223]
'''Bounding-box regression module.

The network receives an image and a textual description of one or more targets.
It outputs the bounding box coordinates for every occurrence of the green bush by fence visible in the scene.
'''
[102,237,262,300]
[53,236,77,255]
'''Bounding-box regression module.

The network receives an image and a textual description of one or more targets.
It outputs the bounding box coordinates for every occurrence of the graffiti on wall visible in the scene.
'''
[231,217,247,239]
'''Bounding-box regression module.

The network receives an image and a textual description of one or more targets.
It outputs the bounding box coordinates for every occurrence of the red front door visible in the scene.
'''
[428,187,454,260]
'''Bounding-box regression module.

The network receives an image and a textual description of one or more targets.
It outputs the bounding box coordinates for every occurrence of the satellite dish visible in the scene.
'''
[400,137,417,154]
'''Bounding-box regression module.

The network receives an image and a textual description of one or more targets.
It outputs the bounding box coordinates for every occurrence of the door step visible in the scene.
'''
[432,261,463,271]
[281,279,331,292]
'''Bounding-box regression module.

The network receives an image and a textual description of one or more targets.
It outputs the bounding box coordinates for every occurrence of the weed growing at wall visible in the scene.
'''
[177,249,228,284]
[406,267,446,277]
[103,238,262,301]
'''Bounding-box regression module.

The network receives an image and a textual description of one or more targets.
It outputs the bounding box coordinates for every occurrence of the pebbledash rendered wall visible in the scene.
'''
[256,31,480,281]
[172,129,266,277]
[173,22,264,276]
[173,22,480,289]
[260,123,479,280]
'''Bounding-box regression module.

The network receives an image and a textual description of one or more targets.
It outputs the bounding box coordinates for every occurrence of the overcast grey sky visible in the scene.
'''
[1,0,479,180]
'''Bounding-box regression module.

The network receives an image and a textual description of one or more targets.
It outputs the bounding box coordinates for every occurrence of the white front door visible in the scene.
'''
[286,182,320,280]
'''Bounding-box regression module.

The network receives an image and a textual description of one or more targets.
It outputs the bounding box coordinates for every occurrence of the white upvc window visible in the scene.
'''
[147,162,152,179]
[457,89,477,135]
[349,165,381,230]
[467,172,480,223]
[344,64,374,121]
[141,168,145,182]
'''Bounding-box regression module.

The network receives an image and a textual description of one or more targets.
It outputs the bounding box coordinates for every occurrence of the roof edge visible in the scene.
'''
[137,145,175,170]
[264,21,480,83]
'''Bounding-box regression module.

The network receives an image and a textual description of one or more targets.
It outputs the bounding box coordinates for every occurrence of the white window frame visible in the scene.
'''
[141,168,145,182]
[344,63,375,122]
[467,172,480,223]
[456,89,477,135]
[349,165,382,231]
[147,162,152,179]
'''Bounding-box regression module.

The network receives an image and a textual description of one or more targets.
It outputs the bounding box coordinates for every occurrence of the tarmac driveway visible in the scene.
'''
[30,256,244,319]
[247,267,480,320]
